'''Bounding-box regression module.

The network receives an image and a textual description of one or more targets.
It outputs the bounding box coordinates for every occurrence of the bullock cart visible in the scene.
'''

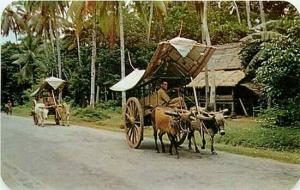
[30,77,65,126]
[111,37,215,148]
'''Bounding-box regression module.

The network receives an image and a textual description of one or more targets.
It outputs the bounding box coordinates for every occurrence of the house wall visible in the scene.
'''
[185,86,259,116]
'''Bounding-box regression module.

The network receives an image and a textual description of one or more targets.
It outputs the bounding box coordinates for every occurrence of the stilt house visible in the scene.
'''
[187,43,260,116]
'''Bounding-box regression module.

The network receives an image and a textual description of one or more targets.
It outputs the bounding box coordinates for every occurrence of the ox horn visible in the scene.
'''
[174,108,190,114]
[196,113,214,120]
[219,109,229,113]
[189,116,197,121]
[164,110,179,117]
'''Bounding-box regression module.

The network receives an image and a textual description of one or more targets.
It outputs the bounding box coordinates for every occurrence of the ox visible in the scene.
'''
[151,107,193,158]
[56,103,70,126]
[188,108,228,155]
[33,100,49,127]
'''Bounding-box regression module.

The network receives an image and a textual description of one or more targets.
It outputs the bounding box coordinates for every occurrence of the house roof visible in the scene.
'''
[188,70,245,88]
[187,43,245,88]
[206,42,242,70]
[239,82,262,96]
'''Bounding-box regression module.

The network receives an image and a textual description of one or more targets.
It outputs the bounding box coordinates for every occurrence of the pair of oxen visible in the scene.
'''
[151,106,228,158]
[33,100,70,127]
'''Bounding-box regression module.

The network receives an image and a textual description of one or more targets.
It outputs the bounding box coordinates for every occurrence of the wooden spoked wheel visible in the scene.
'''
[55,115,60,125]
[176,122,188,146]
[177,130,187,146]
[55,108,60,125]
[125,97,144,149]
[32,100,38,125]
[32,112,38,125]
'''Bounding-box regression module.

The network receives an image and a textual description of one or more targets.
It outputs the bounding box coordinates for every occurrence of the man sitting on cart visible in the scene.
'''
[157,80,186,109]
[45,92,57,108]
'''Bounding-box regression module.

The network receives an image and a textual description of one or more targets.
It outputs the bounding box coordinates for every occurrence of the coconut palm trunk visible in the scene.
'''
[56,32,62,79]
[96,85,100,104]
[119,1,126,113]
[56,37,62,102]
[202,1,214,111]
[197,1,209,109]
[90,10,97,108]
[76,33,82,66]
[259,0,267,40]
[233,1,241,24]
[147,2,153,43]
[48,20,57,66]
[198,1,210,109]
[245,0,252,29]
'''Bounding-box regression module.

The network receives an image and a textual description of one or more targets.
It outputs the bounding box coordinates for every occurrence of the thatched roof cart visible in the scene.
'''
[110,37,215,148]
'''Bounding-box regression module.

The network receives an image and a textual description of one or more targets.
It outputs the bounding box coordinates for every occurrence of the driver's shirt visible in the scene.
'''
[157,88,170,106]
[48,96,55,105]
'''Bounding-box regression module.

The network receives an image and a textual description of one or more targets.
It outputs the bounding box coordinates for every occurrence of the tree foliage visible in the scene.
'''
[1,42,31,107]
[255,27,300,100]
[240,16,300,127]
[1,1,298,113]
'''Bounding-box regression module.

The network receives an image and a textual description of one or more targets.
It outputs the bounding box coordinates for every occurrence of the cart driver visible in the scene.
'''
[47,92,56,106]
[157,80,186,108]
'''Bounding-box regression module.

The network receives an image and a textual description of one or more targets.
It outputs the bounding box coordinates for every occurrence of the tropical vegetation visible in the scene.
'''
[1,1,299,131]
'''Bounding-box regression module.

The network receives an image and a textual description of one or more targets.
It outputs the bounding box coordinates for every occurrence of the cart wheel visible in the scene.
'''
[32,112,38,125]
[177,122,188,146]
[177,131,187,146]
[125,97,144,148]
[55,115,60,125]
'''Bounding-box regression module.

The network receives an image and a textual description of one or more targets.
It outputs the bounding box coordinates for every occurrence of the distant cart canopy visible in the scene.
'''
[31,77,65,97]
[110,37,215,92]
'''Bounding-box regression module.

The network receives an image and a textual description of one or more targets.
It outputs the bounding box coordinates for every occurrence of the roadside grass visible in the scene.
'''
[12,104,32,117]
[215,118,300,152]
[11,106,300,164]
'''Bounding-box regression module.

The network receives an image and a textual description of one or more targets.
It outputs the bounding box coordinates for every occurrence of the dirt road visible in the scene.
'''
[1,115,300,190]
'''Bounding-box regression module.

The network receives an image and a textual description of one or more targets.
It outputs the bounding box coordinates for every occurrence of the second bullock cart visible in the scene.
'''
[30,76,66,126]
[111,37,215,148]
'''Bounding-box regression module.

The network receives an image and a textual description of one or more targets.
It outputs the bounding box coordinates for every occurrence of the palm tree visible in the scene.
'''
[135,1,167,43]
[24,1,67,80]
[119,1,126,112]
[11,35,46,83]
[65,1,117,107]
[1,4,26,41]
[202,1,216,111]
[84,1,115,107]
[194,1,213,110]
[90,8,97,107]
[146,2,167,43]
[67,1,85,66]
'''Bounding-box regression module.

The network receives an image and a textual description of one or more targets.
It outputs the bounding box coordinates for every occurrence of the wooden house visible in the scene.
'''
[187,43,260,116]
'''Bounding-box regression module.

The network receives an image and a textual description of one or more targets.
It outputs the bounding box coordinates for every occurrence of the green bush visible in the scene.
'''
[72,100,122,121]
[95,100,121,113]
[258,98,300,127]
[216,121,300,152]
[72,106,111,121]
[210,23,249,45]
